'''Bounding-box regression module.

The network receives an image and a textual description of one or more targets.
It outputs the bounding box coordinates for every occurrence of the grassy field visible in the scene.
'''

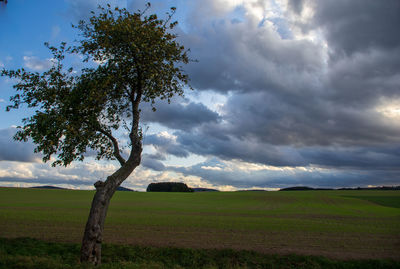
[2,237,399,269]
[0,187,399,263]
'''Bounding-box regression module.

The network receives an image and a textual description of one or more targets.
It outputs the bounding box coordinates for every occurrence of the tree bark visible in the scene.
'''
[80,182,112,265]
[80,140,142,265]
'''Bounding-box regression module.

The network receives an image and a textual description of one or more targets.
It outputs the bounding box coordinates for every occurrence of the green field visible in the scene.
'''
[2,238,400,269]
[0,187,399,262]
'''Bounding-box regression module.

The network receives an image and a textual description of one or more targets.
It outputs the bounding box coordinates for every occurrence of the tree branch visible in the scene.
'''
[96,127,126,166]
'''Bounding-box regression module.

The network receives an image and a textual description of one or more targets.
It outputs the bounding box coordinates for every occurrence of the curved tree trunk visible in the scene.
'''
[80,181,114,265]
[80,141,142,265]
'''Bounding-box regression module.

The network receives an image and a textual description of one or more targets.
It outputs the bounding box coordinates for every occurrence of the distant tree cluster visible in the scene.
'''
[147,182,194,192]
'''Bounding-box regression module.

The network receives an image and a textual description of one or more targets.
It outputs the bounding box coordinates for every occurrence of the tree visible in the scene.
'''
[1,4,191,265]
[147,182,194,192]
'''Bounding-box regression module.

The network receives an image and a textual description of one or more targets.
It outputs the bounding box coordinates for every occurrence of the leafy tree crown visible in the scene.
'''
[1,4,191,167]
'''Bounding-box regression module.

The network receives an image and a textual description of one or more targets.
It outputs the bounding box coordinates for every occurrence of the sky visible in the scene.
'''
[0,0,400,191]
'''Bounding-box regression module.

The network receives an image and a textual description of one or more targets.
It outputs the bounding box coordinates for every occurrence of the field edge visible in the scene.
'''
[1,237,400,269]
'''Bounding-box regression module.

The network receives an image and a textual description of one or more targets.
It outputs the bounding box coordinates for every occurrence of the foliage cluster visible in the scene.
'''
[0,4,191,167]
[146,182,194,192]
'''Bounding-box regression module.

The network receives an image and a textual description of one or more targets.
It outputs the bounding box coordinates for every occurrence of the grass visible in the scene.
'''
[342,195,400,209]
[1,237,399,268]
[0,188,399,261]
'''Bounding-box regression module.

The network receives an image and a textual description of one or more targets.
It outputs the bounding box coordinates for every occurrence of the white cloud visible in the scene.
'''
[0,158,120,188]
[206,0,243,15]
[0,162,36,179]
[157,131,177,142]
[201,166,222,171]
[23,56,54,71]
[376,98,400,123]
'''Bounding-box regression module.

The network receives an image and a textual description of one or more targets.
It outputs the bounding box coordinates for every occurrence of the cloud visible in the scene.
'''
[287,0,307,14]
[64,1,400,188]
[0,127,40,162]
[183,13,324,94]
[0,176,93,187]
[312,0,400,57]
[157,0,400,177]
[174,126,400,171]
[141,155,166,171]
[144,132,189,159]
[222,91,400,147]
[0,159,119,188]
[169,158,400,189]
[326,48,400,107]
[141,100,220,131]
[23,56,53,71]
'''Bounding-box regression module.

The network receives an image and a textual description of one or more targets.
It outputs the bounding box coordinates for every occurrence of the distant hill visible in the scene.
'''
[193,188,219,192]
[279,186,332,191]
[237,189,266,192]
[117,186,135,192]
[338,186,400,191]
[31,185,67,190]
[280,186,400,191]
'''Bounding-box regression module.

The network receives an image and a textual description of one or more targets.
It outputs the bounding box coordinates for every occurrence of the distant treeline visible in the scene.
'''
[338,186,400,191]
[279,186,400,191]
[147,182,194,192]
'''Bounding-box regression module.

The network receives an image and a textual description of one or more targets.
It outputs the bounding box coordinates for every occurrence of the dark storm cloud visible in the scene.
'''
[222,91,400,147]
[175,127,400,170]
[141,100,220,131]
[300,146,400,169]
[174,0,400,168]
[326,47,400,107]
[313,0,400,56]
[176,130,306,167]
[182,15,323,94]
[0,128,39,162]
